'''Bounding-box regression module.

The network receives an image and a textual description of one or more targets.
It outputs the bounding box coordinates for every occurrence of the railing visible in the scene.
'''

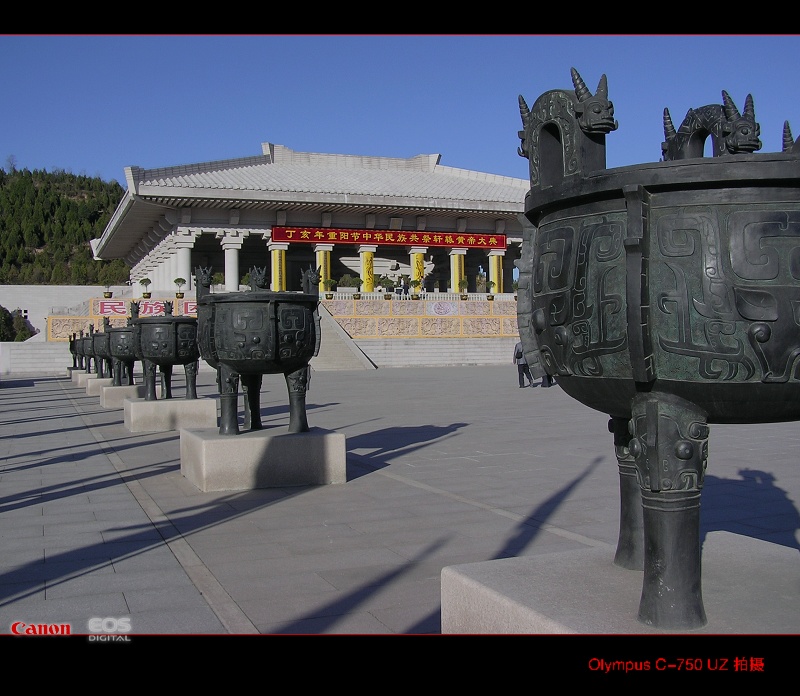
[323,291,516,301]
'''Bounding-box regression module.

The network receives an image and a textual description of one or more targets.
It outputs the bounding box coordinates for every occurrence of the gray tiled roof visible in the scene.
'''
[128,144,529,205]
[96,143,531,263]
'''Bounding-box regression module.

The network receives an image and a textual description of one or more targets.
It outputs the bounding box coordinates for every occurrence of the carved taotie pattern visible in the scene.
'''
[628,392,709,494]
[530,215,628,378]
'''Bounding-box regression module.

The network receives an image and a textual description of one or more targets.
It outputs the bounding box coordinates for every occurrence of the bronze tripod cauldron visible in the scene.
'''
[79,326,97,375]
[517,67,800,629]
[195,266,321,436]
[92,318,114,379]
[131,301,199,401]
[107,306,138,387]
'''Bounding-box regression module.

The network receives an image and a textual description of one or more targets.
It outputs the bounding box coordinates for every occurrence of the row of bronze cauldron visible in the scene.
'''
[70,302,198,399]
[71,325,115,379]
[70,267,321,437]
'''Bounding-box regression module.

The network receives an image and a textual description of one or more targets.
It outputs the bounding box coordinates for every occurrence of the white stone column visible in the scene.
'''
[175,246,191,290]
[155,249,170,293]
[217,231,249,291]
[172,229,200,291]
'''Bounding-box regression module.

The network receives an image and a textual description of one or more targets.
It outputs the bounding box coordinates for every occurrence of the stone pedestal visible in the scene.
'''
[101,384,146,409]
[87,377,113,396]
[180,427,347,492]
[124,397,218,432]
[440,532,800,634]
[73,371,96,387]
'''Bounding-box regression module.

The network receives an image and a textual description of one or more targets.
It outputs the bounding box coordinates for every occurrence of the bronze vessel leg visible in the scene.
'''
[629,392,708,629]
[609,416,644,570]
[241,374,263,430]
[285,366,310,433]
[218,364,241,435]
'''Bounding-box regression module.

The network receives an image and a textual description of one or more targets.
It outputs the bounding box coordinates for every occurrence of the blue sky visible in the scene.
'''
[2,35,799,186]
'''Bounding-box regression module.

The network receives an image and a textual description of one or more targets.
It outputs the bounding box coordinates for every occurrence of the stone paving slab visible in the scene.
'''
[0,367,797,669]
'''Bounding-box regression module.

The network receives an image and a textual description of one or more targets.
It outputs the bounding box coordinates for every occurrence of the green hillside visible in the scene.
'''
[0,166,129,285]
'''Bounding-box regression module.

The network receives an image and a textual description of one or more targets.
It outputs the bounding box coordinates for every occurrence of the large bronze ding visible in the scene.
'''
[80,326,97,375]
[107,306,138,386]
[517,68,800,629]
[92,318,114,379]
[195,265,321,436]
[70,331,86,370]
[69,332,79,369]
[131,301,199,401]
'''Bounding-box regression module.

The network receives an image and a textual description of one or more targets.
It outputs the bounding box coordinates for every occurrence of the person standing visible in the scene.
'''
[513,341,534,388]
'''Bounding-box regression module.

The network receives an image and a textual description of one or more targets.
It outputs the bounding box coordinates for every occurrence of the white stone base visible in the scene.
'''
[101,384,146,409]
[87,377,113,396]
[124,397,218,432]
[440,531,800,634]
[73,371,96,387]
[180,427,347,492]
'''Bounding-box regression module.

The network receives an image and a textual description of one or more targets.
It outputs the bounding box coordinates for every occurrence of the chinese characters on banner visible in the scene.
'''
[98,300,197,316]
[98,301,128,316]
[272,226,506,249]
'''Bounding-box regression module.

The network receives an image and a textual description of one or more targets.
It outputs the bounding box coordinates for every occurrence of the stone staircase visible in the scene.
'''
[310,304,376,371]
[315,303,517,369]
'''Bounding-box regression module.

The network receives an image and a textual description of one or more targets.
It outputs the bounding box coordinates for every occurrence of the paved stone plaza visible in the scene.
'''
[0,365,797,648]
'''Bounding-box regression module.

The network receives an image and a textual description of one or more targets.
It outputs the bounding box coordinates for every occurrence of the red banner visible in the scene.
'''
[272,226,506,249]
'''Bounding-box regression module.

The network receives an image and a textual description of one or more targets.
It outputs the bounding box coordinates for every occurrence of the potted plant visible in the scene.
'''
[351,276,363,300]
[458,278,469,300]
[174,277,186,299]
[409,278,422,298]
[323,278,337,299]
[379,275,395,299]
[103,285,113,299]
[512,279,519,301]
[485,280,496,300]
[139,278,152,298]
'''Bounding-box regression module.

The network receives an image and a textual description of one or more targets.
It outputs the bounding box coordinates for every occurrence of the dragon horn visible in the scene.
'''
[722,90,741,120]
[596,74,609,99]
[783,121,794,152]
[663,108,676,139]
[744,93,755,121]
[571,67,591,102]
[518,94,530,126]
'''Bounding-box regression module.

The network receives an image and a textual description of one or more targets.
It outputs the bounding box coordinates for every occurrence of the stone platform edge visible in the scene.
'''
[440,531,800,634]
[180,427,347,492]
[124,397,218,432]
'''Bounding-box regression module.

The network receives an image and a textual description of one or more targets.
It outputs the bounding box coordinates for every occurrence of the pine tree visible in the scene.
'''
[0,167,127,285]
